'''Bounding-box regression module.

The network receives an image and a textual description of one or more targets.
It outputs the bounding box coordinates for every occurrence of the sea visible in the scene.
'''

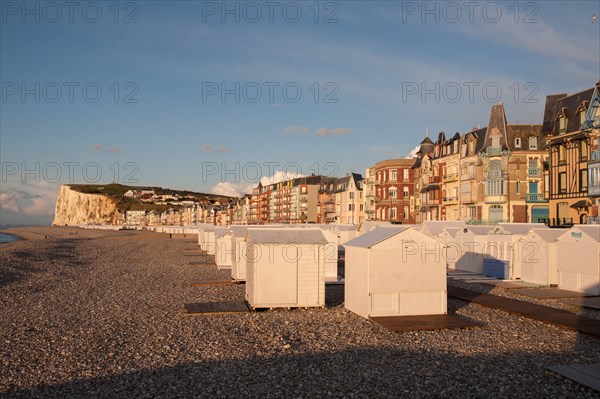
[0,225,30,243]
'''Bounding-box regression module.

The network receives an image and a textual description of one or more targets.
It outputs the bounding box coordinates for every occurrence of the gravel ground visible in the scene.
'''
[1,229,599,398]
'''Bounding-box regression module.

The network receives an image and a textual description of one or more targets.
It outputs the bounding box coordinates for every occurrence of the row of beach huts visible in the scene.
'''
[83,222,600,319]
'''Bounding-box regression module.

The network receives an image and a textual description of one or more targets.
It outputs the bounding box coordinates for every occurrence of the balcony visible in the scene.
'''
[484,194,507,204]
[591,150,600,162]
[461,193,476,204]
[527,168,541,177]
[589,185,600,197]
[443,173,459,182]
[429,176,441,184]
[526,193,548,202]
[442,196,458,205]
[486,146,503,156]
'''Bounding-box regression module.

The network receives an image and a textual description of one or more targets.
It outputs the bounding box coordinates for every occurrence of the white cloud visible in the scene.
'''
[92,144,120,153]
[404,145,421,159]
[202,144,230,153]
[0,181,59,217]
[211,181,253,198]
[283,125,309,134]
[259,170,306,186]
[314,128,353,136]
[210,170,308,198]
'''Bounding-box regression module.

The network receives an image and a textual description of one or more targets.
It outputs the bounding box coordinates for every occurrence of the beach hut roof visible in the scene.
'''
[562,225,600,242]
[246,228,328,244]
[466,226,494,235]
[443,227,462,238]
[422,221,465,236]
[525,228,565,243]
[214,227,230,238]
[344,226,411,248]
[231,225,249,237]
[498,223,548,235]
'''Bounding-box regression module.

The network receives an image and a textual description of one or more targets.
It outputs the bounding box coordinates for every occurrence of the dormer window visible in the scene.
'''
[579,109,586,127]
[558,116,567,134]
[515,137,522,148]
[469,141,475,153]
[529,137,538,150]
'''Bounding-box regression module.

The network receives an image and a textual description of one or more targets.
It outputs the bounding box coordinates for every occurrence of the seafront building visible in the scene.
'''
[107,82,599,228]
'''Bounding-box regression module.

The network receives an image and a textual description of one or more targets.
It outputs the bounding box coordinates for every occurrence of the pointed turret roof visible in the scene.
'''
[482,103,509,150]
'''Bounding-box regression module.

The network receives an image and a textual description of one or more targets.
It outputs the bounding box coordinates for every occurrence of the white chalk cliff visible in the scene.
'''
[53,185,119,226]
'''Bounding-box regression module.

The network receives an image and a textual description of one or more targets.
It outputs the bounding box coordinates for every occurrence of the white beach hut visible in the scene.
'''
[450,226,492,274]
[214,226,232,270]
[344,226,447,318]
[515,229,564,286]
[245,228,327,309]
[230,225,284,282]
[483,224,547,279]
[231,226,250,282]
[556,225,600,294]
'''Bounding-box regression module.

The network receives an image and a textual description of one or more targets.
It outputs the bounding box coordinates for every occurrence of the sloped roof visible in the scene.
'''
[344,226,411,248]
[498,223,548,235]
[465,226,494,235]
[543,87,595,135]
[443,227,462,238]
[524,228,565,243]
[563,225,600,242]
[358,221,392,232]
[246,228,328,244]
[422,221,465,236]
[482,103,508,150]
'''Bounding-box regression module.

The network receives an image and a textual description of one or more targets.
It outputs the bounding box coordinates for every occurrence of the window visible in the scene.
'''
[389,187,397,198]
[360,204,363,211]
[559,116,567,133]
[529,136,538,150]
[390,169,397,181]
[580,141,589,160]
[390,207,397,220]
[559,172,567,194]
[403,168,409,181]
[403,187,409,198]
[558,145,566,163]
[515,137,522,148]
[349,204,354,211]
[515,181,520,194]
[469,141,475,153]
[579,109,586,127]
[403,206,409,220]
[349,192,354,200]
[485,160,505,196]
[580,169,588,191]
[453,141,458,153]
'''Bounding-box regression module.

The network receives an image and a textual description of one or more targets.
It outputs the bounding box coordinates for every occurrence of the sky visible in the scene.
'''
[1,0,599,225]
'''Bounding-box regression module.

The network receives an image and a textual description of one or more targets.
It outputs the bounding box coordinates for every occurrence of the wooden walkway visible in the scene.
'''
[548,363,600,392]
[448,286,600,338]
[514,288,597,299]
[183,300,250,315]
[564,297,600,310]
[189,279,236,287]
[371,314,483,332]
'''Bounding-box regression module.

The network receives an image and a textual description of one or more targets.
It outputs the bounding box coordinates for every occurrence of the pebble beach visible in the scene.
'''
[1,227,599,398]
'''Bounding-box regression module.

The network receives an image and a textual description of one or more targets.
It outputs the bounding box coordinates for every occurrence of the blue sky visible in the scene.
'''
[1,0,599,224]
